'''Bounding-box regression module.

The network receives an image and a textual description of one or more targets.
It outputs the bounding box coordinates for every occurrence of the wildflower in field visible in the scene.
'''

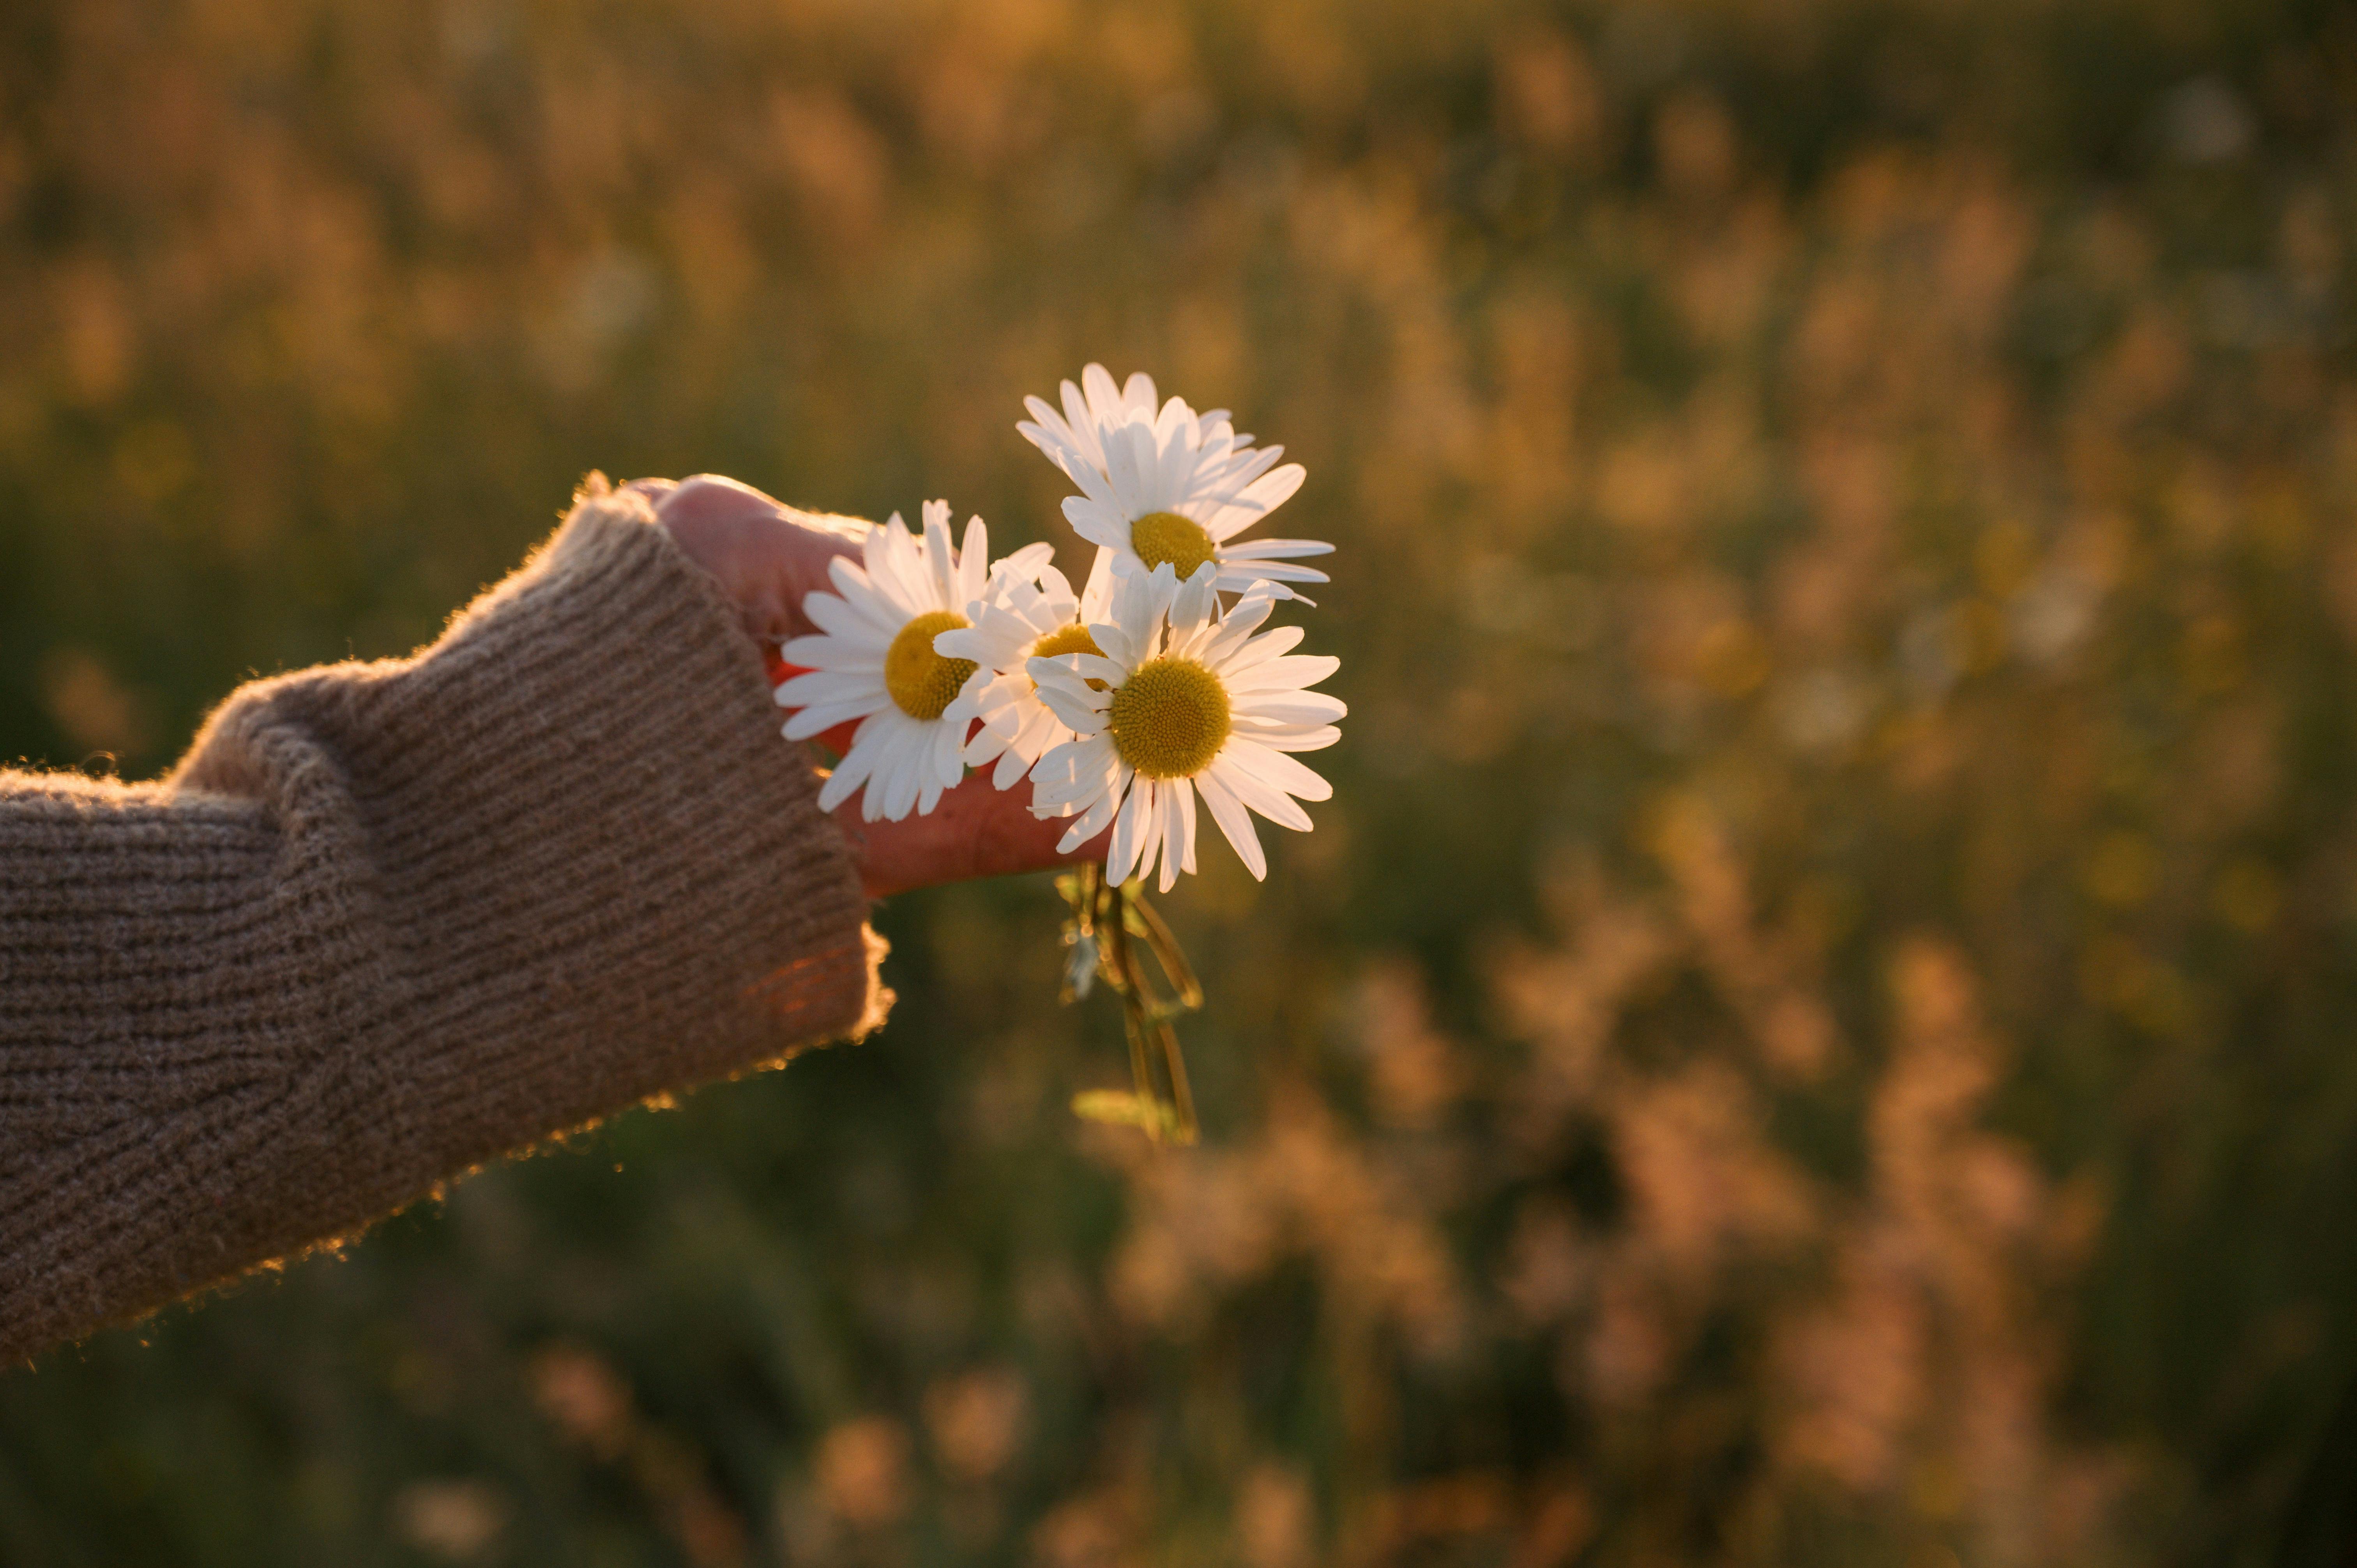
[776,501,1048,820]
[1026,560,1343,891]
[1019,364,1331,596]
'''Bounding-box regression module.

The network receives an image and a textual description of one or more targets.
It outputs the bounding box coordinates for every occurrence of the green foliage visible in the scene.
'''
[4,0,2355,1563]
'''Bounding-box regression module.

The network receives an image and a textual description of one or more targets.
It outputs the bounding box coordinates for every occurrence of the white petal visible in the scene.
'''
[1113,562,1174,658]
[1217,576,1312,606]
[973,604,1050,664]
[877,728,926,822]
[1032,735,1105,803]
[1146,782,1178,893]
[882,518,938,612]
[861,520,915,612]
[847,725,895,821]
[1196,587,1283,664]
[1105,424,1158,521]
[1032,765,1115,816]
[777,632,881,670]
[931,711,967,789]
[1223,654,1341,693]
[1204,463,1306,541]
[1207,441,1278,491]
[1056,780,1120,849]
[1216,559,1330,585]
[1134,777,1162,885]
[1062,378,1106,469]
[1107,777,1150,885]
[820,719,889,809]
[933,627,995,662]
[1174,775,1199,876]
[1208,624,1304,676]
[1232,692,1348,726]
[1026,654,1097,692]
[1018,408,1085,477]
[1241,724,1341,752]
[1032,561,1078,613]
[1223,737,1334,802]
[1030,734,1118,807]
[987,540,1056,592]
[923,502,958,609]
[775,669,882,706]
[1083,363,1124,423]
[958,515,989,608]
[971,675,1031,722]
[1170,562,1219,640]
[781,697,887,739]
[1217,537,1336,560]
[816,766,860,813]
[1017,703,1066,761]
[1078,547,1115,616]
[1193,765,1266,880]
[835,556,918,628]
[1154,784,1183,893]
[1062,496,1131,551]
[1085,617,1135,670]
[1216,747,1316,830]
[1031,675,1109,733]
[803,592,897,646]
[965,720,1012,766]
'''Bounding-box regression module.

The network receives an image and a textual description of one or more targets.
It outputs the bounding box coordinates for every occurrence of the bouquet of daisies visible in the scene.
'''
[773,367,1341,1142]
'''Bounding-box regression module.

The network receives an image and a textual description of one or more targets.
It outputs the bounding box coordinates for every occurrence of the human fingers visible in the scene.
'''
[835,772,1109,899]
[657,472,782,519]
[657,475,869,643]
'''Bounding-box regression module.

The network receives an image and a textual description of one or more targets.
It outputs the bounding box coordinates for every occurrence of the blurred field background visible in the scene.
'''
[4,0,2356,1563]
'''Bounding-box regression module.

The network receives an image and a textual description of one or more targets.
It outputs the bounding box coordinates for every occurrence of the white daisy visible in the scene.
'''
[1026,562,1345,892]
[1018,364,1332,597]
[933,547,1120,791]
[775,500,1050,821]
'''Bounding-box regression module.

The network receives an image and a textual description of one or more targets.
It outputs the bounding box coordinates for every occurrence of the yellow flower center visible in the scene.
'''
[1029,621,1106,689]
[1129,511,1218,579]
[1107,657,1230,779]
[884,610,976,720]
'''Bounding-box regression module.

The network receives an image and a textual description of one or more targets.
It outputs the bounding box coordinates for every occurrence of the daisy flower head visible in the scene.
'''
[1018,364,1332,598]
[1026,561,1345,893]
[776,500,1049,821]
[928,545,1123,790]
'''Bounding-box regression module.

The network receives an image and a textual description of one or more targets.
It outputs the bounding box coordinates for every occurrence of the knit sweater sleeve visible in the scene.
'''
[0,484,887,1363]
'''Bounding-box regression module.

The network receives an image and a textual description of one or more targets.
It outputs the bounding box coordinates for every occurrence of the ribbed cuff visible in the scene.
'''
[327,481,888,1178]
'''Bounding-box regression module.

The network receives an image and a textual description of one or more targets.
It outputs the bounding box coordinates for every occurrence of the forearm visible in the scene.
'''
[0,483,883,1363]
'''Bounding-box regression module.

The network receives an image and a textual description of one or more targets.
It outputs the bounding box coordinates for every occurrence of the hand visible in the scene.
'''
[640,473,1110,897]
[834,773,1104,899]
[634,474,869,644]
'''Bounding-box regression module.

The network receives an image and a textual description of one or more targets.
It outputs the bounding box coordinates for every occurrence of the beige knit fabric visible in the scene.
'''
[0,484,887,1364]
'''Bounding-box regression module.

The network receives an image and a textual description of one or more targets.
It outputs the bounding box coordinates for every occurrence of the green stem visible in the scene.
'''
[1058,868,1205,1145]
